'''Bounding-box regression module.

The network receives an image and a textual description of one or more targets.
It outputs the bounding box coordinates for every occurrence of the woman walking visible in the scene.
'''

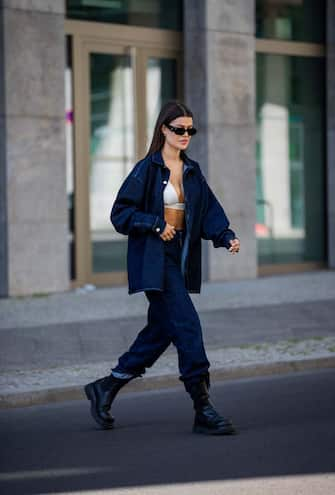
[84,100,240,435]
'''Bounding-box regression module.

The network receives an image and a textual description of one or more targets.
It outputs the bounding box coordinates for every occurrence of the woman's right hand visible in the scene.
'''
[160,223,176,241]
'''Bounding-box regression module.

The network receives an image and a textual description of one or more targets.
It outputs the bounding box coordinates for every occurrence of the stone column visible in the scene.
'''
[0,3,8,297]
[327,0,335,268]
[0,0,69,296]
[184,0,257,282]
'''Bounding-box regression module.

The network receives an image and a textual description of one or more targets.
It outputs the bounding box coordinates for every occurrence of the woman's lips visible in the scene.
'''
[180,140,189,144]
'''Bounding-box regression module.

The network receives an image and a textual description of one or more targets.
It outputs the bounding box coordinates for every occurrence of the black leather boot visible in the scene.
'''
[185,376,236,435]
[84,374,133,429]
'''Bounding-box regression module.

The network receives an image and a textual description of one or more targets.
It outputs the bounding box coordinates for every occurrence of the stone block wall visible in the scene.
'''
[0,0,69,296]
[184,0,257,282]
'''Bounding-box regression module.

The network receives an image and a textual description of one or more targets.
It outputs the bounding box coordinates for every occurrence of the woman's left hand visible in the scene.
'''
[228,238,240,254]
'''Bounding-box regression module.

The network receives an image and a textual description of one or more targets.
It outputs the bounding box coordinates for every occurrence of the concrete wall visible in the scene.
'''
[327,0,335,268]
[183,0,257,282]
[0,0,69,296]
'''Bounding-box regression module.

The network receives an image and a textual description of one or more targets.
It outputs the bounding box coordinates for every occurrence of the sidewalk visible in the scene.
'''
[1,270,335,408]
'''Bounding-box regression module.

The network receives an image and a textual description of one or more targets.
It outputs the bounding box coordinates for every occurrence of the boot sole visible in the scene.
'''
[84,383,115,430]
[193,424,237,435]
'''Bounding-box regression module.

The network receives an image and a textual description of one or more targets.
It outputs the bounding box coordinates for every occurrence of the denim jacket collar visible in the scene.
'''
[151,149,195,173]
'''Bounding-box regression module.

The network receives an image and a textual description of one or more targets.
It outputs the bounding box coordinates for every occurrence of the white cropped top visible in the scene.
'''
[163,180,185,211]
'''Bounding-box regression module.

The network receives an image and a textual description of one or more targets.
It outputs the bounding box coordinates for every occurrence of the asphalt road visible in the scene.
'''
[0,369,334,495]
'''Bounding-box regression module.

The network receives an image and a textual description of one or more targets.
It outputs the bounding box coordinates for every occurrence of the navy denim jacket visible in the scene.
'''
[111,149,238,295]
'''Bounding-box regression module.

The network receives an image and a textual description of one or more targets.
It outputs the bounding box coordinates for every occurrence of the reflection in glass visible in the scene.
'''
[146,57,177,150]
[66,0,182,31]
[256,53,326,265]
[90,53,135,273]
[256,0,325,44]
[65,35,75,280]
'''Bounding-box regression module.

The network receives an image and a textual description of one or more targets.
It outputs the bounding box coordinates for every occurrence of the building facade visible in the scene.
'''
[0,0,333,297]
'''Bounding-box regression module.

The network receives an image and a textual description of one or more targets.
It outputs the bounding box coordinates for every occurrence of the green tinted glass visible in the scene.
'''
[89,53,134,273]
[256,0,325,43]
[66,0,182,30]
[146,57,177,150]
[256,53,326,265]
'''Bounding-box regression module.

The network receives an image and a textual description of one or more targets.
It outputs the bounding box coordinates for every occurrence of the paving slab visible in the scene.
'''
[1,270,335,328]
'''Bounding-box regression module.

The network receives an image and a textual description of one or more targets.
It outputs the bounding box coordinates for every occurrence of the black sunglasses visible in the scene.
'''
[165,123,197,136]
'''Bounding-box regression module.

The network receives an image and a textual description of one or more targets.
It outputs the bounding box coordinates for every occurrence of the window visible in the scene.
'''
[256,0,325,43]
[66,0,183,30]
[256,53,326,264]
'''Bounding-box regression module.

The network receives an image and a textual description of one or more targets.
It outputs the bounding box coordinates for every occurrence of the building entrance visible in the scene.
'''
[65,20,182,288]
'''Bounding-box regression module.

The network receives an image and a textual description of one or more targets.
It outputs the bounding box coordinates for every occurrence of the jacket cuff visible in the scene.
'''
[152,215,166,236]
[222,230,237,249]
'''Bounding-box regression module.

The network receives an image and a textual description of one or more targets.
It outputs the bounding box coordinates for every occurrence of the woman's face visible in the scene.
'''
[161,116,194,152]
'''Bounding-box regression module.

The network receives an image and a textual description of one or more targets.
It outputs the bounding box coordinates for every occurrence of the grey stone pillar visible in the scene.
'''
[0,0,69,296]
[327,0,335,268]
[184,0,257,283]
[0,4,8,297]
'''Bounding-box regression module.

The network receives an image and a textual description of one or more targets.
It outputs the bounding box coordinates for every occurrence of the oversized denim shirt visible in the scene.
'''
[110,149,237,295]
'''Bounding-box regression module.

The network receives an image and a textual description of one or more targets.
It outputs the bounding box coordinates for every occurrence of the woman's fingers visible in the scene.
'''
[161,234,175,241]
[160,224,177,241]
[229,238,240,253]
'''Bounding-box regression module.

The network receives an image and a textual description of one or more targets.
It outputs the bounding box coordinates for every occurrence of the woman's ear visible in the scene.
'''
[161,124,167,137]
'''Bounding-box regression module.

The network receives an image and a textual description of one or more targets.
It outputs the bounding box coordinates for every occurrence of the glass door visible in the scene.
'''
[69,28,181,287]
[145,49,181,150]
[89,49,135,275]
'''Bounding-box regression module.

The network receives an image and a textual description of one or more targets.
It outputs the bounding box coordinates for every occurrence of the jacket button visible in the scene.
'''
[163,180,167,184]
[155,227,160,232]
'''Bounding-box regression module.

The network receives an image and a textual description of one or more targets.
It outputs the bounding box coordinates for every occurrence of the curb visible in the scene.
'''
[1,356,335,409]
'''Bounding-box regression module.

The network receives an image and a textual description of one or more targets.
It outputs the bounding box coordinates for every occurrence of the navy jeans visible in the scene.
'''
[111,229,210,387]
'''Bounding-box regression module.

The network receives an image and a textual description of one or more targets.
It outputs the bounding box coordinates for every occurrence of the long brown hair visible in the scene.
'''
[145,100,194,158]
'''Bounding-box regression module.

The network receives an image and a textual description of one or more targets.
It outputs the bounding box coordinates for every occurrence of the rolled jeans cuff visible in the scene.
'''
[111,370,135,379]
